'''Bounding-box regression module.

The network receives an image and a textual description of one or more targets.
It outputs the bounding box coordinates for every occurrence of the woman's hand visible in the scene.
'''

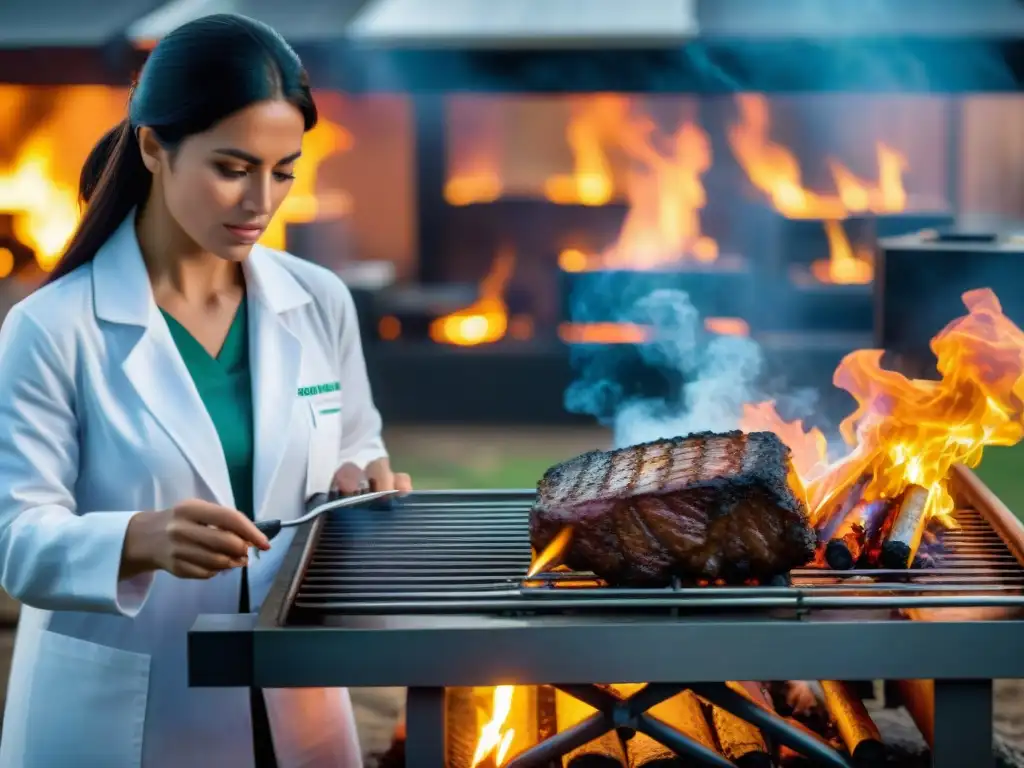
[331,457,412,495]
[120,499,271,580]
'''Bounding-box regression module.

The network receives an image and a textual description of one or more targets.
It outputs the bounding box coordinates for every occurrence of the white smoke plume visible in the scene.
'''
[567,288,821,449]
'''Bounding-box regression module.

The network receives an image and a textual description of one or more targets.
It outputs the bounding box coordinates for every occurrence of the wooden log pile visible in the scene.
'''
[816,477,952,572]
[494,679,894,768]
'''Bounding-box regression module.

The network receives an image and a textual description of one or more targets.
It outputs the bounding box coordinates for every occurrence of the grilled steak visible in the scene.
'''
[530,430,816,585]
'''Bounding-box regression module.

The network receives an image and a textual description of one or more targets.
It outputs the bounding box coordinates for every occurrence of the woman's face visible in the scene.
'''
[141,99,305,261]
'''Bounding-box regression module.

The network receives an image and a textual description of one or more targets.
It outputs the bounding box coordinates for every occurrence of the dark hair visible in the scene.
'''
[49,13,318,283]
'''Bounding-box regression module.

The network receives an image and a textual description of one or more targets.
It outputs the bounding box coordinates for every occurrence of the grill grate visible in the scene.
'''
[292,490,1024,616]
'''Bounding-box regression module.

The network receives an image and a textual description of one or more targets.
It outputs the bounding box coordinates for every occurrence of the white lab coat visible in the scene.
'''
[0,213,388,768]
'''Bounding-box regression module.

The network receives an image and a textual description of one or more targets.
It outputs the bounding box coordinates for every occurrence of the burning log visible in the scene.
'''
[816,475,869,543]
[824,499,896,570]
[537,685,559,743]
[700,683,771,768]
[447,687,483,767]
[881,485,931,569]
[710,705,772,767]
[555,688,628,767]
[621,688,720,767]
[893,679,934,747]
[819,681,885,766]
[776,720,844,767]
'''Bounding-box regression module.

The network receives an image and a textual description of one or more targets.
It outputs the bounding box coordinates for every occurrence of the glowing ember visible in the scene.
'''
[741,289,1024,525]
[704,316,751,337]
[430,248,516,346]
[470,686,516,767]
[557,322,652,345]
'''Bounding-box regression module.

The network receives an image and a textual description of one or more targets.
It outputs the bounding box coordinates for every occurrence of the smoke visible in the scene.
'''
[565,288,820,449]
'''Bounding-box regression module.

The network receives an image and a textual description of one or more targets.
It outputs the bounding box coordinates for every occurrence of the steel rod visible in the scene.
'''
[635,712,735,768]
[552,684,620,712]
[689,683,853,768]
[291,486,1024,617]
[933,679,994,768]
[405,687,446,768]
[619,683,691,718]
[504,710,618,768]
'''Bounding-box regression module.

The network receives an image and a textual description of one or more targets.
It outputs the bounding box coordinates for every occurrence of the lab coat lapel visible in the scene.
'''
[244,246,310,521]
[92,214,235,508]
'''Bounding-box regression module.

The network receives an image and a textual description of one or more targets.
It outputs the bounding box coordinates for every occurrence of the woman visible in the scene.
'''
[0,14,409,768]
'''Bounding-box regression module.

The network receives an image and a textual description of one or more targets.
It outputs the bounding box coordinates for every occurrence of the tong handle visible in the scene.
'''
[255,490,396,544]
[306,489,398,513]
[305,492,334,514]
[254,519,283,541]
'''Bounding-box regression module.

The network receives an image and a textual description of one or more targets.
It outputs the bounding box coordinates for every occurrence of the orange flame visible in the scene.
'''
[728,95,843,220]
[551,97,718,271]
[0,85,351,269]
[557,322,652,345]
[429,248,515,346]
[526,525,574,577]
[543,95,621,207]
[829,143,908,215]
[809,220,873,286]
[260,117,353,251]
[728,94,908,285]
[471,686,516,767]
[740,402,829,490]
[0,86,130,273]
[741,289,1024,524]
[445,98,504,206]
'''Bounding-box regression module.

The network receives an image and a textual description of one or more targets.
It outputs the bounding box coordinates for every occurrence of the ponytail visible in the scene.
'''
[46,119,152,284]
[47,14,318,285]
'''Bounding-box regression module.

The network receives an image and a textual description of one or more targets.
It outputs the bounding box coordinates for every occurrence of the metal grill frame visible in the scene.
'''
[282,493,1024,617]
[188,466,1024,768]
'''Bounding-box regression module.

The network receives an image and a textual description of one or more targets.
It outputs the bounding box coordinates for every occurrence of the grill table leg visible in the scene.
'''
[406,687,447,768]
[932,679,993,768]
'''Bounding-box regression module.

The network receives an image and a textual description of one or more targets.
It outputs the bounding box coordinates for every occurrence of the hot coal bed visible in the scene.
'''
[190,464,1024,768]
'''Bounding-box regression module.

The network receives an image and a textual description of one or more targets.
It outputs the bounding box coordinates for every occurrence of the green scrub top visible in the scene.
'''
[161,299,255,519]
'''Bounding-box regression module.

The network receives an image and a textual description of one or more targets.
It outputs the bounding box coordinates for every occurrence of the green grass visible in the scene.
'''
[396,456,556,490]
[974,444,1024,519]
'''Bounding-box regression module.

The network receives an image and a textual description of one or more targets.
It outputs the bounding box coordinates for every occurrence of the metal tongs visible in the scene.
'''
[254,489,400,543]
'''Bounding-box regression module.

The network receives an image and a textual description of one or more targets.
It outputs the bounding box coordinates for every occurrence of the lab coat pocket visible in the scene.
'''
[23,631,150,768]
[306,397,343,497]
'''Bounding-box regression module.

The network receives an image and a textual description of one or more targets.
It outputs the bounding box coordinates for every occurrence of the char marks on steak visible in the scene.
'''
[530,430,816,585]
